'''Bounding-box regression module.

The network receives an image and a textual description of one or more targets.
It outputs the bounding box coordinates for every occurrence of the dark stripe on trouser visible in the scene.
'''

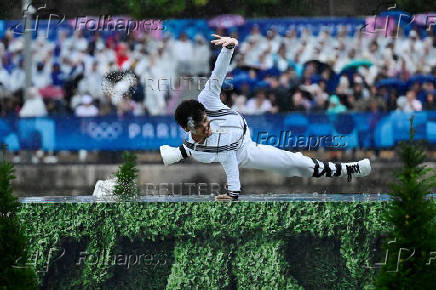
[312,159,337,178]
[323,162,332,177]
[312,158,320,177]
[179,145,188,158]
[334,163,341,177]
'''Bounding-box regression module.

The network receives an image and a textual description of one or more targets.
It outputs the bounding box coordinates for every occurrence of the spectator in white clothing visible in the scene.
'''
[244,90,273,114]
[397,90,422,112]
[19,87,48,117]
[75,94,99,117]
[173,32,193,74]
[10,59,25,93]
[0,68,10,91]
[192,35,210,75]
[33,62,51,88]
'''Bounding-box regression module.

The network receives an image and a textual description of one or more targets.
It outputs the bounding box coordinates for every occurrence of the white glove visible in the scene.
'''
[93,178,116,197]
[160,145,183,166]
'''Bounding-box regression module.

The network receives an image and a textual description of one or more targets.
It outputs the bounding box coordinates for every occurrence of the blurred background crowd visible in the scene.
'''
[1,22,436,118]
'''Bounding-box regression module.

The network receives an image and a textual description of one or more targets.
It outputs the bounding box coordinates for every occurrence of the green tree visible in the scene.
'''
[376,117,436,289]
[0,143,38,289]
[113,151,140,201]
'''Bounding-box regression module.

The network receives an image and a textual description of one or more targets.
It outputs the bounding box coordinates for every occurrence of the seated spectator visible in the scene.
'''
[352,76,370,100]
[0,67,10,91]
[19,87,47,117]
[117,96,137,117]
[10,59,25,93]
[0,96,19,117]
[423,92,436,111]
[33,62,51,88]
[45,99,69,116]
[290,89,310,111]
[397,90,422,112]
[273,43,290,72]
[75,95,99,117]
[51,63,66,87]
[79,61,104,102]
[173,32,193,75]
[231,93,247,113]
[244,90,273,114]
[368,99,382,113]
[192,35,210,76]
[1,53,14,74]
[386,90,398,111]
[311,94,328,112]
[327,94,347,114]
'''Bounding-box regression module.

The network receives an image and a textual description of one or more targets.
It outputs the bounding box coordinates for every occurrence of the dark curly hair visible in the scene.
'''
[175,100,206,129]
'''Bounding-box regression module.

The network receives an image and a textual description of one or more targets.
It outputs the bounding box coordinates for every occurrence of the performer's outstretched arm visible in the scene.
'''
[219,151,241,200]
[198,34,238,110]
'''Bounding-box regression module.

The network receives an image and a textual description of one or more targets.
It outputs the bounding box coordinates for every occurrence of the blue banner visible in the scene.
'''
[2,17,365,42]
[0,111,435,151]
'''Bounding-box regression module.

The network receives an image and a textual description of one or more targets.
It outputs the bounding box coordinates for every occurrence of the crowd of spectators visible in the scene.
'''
[224,25,436,114]
[1,24,436,118]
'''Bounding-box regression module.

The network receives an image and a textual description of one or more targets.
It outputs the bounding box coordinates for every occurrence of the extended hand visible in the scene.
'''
[210,34,238,48]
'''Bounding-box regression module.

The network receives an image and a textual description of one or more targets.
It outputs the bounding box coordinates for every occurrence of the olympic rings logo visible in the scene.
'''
[87,122,123,140]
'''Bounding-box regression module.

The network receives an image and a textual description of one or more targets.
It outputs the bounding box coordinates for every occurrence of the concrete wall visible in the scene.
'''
[12,161,419,196]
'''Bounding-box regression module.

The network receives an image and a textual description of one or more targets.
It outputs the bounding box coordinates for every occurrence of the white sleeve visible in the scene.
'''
[219,151,240,192]
[198,47,234,111]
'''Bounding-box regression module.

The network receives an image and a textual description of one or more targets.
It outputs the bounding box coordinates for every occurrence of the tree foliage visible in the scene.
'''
[376,117,436,288]
[0,143,38,289]
[113,151,140,201]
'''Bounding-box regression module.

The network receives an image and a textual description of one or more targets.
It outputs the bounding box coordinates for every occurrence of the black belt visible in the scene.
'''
[205,109,239,117]
[183,139,241,153]
[183,110,247,153]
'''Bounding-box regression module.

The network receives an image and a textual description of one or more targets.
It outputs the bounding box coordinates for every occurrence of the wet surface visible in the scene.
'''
[18,193,436,203]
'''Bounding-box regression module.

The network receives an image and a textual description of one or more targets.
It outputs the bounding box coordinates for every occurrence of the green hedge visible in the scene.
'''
[17,202,392,289]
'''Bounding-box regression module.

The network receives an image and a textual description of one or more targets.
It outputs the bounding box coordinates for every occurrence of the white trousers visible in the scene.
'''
[237,141,338,178]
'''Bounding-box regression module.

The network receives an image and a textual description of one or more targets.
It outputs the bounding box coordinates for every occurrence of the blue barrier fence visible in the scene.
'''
[0,17,365,41]
[0,111,434,151]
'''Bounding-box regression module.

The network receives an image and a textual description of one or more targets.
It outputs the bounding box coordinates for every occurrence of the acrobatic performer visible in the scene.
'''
[160,34,371,201]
